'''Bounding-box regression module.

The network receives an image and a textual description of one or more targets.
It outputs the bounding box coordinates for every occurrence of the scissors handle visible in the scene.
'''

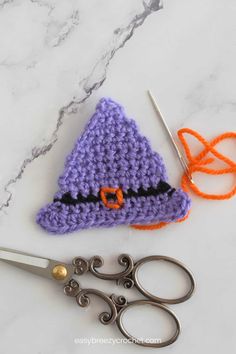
[72,254,195,305]
[132,255,195,304]
[64,279,181,348]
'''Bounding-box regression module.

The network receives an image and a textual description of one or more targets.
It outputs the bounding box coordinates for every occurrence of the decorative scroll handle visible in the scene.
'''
[72,254,134,287]
[67,254,195,347]
[72,254,195,303]
[76,288,118,325]
[89,254,134,281]
[64,280,181,348]
[64,279,119,325]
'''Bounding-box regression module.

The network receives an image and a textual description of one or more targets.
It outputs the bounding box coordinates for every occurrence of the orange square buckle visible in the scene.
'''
[100,187,124,209]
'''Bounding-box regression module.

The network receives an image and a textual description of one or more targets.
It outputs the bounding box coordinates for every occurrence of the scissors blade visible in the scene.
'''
[0,247,74,284]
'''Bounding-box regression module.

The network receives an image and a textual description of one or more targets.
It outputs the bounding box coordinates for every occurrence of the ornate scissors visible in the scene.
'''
[0,248,195,348]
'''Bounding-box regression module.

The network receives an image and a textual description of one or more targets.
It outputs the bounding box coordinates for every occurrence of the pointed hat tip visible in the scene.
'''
[96,97,124,113]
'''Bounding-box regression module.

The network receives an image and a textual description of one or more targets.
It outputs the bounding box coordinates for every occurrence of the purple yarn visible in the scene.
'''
[37,98,191,234]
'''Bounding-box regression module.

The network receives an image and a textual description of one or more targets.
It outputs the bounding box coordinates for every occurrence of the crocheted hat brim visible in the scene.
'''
[36,188,191,234]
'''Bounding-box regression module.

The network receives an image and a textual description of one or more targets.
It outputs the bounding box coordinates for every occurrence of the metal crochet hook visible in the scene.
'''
[0,248,195,348]
[147,90,195,185]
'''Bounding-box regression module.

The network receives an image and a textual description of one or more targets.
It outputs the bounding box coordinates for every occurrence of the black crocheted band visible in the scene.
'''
[54,181,175,206]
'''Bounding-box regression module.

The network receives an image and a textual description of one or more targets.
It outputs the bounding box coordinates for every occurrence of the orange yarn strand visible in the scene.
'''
[131,129,236,230]
[131,211,190,230]
[132,221,168,230]
[178,128,236,200]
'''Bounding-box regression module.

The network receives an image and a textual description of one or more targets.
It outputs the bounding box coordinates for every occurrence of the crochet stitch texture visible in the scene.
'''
[37,98,191,234]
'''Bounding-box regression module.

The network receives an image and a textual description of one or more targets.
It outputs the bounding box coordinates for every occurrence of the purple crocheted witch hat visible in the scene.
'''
[37,98,191,234]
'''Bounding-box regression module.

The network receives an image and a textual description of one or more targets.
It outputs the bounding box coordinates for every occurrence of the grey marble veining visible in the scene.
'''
[0,0,162,211]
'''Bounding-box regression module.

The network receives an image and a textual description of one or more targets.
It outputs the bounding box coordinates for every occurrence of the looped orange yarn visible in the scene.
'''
[132,128,236,230]
[178,128,236,199]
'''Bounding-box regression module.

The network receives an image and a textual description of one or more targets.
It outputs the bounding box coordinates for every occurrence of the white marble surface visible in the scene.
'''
[0,0,236,353]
